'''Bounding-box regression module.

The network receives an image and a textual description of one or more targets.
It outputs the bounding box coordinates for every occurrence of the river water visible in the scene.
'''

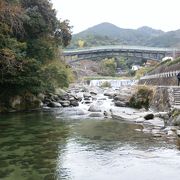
[1,111,180,180]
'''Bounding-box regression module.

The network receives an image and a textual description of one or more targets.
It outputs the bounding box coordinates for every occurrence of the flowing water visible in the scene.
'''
[0,111,180,180]
[89,79,136,88]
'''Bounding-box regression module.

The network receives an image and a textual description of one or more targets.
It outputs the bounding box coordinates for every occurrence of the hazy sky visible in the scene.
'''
[51,0,180,34]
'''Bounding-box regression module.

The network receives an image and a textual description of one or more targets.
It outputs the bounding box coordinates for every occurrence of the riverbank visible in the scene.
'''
[41,82,180,140]
[1,79,180,140]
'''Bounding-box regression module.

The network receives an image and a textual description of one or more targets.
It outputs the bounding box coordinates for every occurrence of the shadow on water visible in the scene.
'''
[0,112,180,180]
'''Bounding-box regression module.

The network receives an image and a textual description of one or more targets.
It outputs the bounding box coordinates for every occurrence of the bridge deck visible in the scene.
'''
[63,45,178,55]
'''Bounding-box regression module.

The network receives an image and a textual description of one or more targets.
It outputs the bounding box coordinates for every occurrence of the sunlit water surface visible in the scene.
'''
[0,111,180,180]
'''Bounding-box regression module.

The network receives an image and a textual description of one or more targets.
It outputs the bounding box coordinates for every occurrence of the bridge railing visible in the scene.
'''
[140,70,180,80]
[63,45,177,54]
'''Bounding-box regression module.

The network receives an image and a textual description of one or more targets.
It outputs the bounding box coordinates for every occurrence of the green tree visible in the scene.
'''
[0,0,73,100]
[116,57,128,70]
[99,58,117,76]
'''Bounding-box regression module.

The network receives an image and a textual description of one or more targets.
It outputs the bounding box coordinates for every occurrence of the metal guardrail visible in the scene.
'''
[140,70,180,80]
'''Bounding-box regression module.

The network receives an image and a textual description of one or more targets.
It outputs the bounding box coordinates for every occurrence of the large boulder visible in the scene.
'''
[59,94,69,101]
[70,100,79,107]
[37,93,45,101]
[144,113,154,120]
[114,101,127,107]
[88,104,102,112]
[173,115,180,126]
[113,94,130,102]
[47,102,62,108]
[59,100,70,107]
[104,89,118,98]
[9,93,41,111]
[55,88,67,96]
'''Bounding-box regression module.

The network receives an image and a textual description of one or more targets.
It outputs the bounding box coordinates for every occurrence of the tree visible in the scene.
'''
[99,58,117,76]
[0,0,73,99]
[78,40,85,48]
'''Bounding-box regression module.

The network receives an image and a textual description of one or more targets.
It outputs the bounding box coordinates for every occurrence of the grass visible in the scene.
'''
[167,57,180,66]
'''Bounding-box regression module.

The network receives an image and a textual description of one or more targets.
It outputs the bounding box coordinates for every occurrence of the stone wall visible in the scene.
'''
[150,86,172,112]
[139,76,178,86]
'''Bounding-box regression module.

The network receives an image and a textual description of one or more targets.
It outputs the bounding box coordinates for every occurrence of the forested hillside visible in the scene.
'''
[68,22,180,48]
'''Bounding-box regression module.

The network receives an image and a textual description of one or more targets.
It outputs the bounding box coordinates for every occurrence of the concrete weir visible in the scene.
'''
[89,79,137,88]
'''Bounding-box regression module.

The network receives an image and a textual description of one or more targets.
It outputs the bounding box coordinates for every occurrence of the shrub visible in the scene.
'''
[129,86,153,110]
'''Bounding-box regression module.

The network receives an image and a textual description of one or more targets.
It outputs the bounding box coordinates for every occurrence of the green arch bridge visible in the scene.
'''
[62,45,180,63]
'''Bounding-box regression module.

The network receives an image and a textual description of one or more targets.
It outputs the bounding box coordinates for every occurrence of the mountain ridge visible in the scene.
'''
[69,22,180,48]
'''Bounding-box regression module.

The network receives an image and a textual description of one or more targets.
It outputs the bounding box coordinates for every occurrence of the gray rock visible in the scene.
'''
[69,97,75,101]
[47,102,62,108]
[173,115,180,126]
[84,100,92,104]
[90,91,97,95]
[43,98,51,104]
[59,94,69,101]
[37,93,45,101]
[176,130,180,136]
[83,93,91,98]
[114,101,127,107]
[9,94,41,111]
[59,101,70,107]
[114,95,129,102]
[88,112,103,117]
[92,97,97,101]
[62,108,86,116]
[10,96,21,109]
[84,97,91,101]
[154,112,169,119]
[144,113,154,120]
[55,88,67,96]
[52,95,59,101]
[88,104,102,112]
[70,101,79,107]
[104,92,115,97]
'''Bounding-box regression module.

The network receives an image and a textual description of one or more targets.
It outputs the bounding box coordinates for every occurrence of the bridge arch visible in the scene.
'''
[62,45,178,64]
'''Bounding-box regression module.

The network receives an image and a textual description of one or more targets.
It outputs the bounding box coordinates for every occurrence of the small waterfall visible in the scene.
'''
[90,79,137,88]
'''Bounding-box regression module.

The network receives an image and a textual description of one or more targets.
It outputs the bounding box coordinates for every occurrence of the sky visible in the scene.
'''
[51,0,180,34]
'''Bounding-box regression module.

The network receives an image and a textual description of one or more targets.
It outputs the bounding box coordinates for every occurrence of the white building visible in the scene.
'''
[162,56,174,62]
[131,65,141,71]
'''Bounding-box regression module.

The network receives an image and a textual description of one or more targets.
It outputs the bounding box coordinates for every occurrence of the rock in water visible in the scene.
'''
[144,113,154,120]
[88,113,103,117]
[114,101,127,107]
[88,104,102,112]
[47,102,62,108]
[59,101,70,107]
[70,101,79,107]
[173,115,180,126]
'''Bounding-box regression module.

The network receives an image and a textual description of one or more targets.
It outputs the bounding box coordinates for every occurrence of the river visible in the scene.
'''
[1,111,180,180]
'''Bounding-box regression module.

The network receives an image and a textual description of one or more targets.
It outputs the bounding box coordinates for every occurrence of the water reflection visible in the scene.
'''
[0,113,180,180]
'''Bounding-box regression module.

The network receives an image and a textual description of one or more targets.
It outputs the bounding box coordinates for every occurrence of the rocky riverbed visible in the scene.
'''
[40,83,180,140]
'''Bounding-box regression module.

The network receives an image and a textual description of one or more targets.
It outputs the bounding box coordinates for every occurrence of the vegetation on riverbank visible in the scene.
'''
[146,57,180,75]
[129,86,153,110]
[0,0,73,112]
